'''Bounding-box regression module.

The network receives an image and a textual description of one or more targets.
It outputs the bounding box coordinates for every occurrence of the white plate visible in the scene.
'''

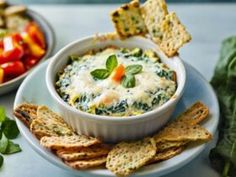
[14,60,219,177]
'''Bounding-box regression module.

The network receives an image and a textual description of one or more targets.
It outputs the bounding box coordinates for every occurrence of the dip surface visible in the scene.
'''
[56,47,177,117]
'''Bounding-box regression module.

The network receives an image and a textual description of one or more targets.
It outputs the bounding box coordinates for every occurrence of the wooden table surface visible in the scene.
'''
[1,3,235,177]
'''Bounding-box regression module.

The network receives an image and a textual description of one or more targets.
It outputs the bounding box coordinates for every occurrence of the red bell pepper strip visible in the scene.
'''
[24,56,39,70]
[21,32,45,58]
[2,34,24,62]
[25,22,46,49]
[1,61,25,76]
[0,68,3,84]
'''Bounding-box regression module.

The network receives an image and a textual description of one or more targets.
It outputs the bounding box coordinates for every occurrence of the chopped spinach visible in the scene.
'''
[95,100,129,116]
[133,102,150,112]
[74,94,94,111]
[155,64,175,80]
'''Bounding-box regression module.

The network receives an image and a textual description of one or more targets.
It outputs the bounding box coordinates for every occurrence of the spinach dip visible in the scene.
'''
[56,47,177,117]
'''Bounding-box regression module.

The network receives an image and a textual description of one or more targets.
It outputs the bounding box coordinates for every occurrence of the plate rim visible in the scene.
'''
[13,60,219,177]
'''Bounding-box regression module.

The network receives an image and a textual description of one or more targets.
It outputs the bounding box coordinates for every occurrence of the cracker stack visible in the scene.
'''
[152,101,211,163]
[14,101,212,176]
[105,102,211,176]
[14,104,110,169]
[110,0,192,57]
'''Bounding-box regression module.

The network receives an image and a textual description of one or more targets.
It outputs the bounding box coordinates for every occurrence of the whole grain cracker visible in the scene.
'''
[56,144,111,161]
[157,141,187,152]
[30,119,73,139]
[141,0,168,43]
[29,106,74,139]
[154,121,212,143]
[65,156,107,169]
[158,12,191,57]
[40,135,101,150]
[13,103,38,127]
[150,146,184,163]
[175,101,209,125]
[111,0,147,39]
[36,106,70,125]
[106,137,156,176]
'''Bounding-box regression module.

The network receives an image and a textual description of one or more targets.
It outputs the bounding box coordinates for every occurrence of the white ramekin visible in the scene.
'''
[46,34,186,143]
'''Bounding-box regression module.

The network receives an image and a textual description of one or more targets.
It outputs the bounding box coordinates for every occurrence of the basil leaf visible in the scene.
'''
[125,65,143,75]
[3,141,21,154]
[2,119,19,139]
[0,106,6,122]
[0,134,9,153]
[90,69,110,80]
[0,155,3,168]
[106,55,118,72]
[121,75,136,88]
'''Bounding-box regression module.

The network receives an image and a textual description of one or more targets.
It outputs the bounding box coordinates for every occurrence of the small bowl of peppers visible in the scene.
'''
[0,2,55,95]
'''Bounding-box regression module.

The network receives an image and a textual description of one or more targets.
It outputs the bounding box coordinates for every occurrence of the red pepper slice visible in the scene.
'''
[3,35,24,62]
[1,61,25,76]
[25,22,46,49]
[23,56,39,70]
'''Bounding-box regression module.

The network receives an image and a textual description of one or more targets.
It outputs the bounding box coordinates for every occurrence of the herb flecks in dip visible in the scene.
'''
[56,47,177,117]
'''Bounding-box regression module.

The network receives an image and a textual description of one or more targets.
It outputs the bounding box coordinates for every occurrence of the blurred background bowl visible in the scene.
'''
[0,8,55,96]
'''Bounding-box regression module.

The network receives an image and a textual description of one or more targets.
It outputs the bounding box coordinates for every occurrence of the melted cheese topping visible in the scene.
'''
[56,47,176,117]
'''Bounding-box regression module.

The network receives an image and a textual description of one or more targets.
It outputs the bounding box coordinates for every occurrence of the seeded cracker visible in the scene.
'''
[106,137,156,176]
[141,0,168,43]
[65,156,107,169]
[158,12,191,57]
[14,103,38,127]
[30,106,74,139]
[111,0,147,39]
[175,101,209,125]
[154,121,212,143]
[156,141,187,151]
[150,146,184,163]
[40,135,101,150]
[56,144,111,161]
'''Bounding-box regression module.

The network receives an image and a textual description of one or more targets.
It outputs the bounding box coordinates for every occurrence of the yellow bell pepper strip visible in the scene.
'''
[25,22,46,49]
[21,32,45,58]
[0,67,4,84]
